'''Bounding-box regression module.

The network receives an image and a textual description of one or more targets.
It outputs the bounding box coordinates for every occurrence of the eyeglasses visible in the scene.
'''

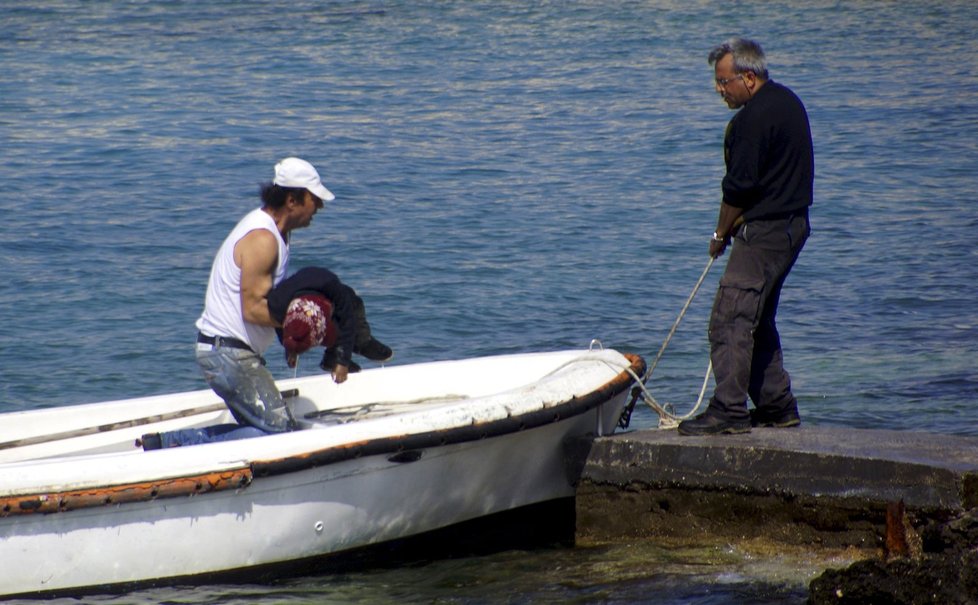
[715,73,744,87]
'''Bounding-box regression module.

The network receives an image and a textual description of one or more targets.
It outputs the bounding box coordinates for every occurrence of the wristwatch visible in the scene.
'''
[711,231,725,242]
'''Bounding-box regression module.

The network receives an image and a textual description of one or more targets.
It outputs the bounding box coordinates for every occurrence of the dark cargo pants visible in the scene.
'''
[708,212,810,420]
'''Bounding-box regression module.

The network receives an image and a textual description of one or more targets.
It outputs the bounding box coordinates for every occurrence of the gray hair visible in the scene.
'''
[708,37,769,80]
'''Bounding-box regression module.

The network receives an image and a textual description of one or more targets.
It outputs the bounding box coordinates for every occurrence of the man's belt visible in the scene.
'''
[197,332,254,352]
[754,207,809,222]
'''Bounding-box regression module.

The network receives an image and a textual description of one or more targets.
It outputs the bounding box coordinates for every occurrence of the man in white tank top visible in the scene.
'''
[141,158,336,450]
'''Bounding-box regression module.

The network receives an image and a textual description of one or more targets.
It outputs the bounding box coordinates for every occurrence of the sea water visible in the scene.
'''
[1,1,977,603]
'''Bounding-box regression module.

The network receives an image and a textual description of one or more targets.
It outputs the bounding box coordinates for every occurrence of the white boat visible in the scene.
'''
[0,348,644,599]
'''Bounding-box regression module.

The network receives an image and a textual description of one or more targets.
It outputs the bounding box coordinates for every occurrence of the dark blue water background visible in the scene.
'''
[2,1,977,603]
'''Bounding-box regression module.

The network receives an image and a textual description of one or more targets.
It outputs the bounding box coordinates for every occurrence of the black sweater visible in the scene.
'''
[722,80,814,221]
[267,267,357,366]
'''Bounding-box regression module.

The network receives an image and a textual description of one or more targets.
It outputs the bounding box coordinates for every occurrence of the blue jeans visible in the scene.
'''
[159,423,266,448]
[160,343,295,447]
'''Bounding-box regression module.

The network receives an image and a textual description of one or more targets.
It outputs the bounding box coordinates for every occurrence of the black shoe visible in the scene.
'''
[677,412,751,436]
[137,433,163,451]
[750,407,801,428]
[320,348,361,373]
[356,338,393,362]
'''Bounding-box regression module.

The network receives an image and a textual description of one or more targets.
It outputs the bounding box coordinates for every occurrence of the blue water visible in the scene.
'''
[2,1,977,602]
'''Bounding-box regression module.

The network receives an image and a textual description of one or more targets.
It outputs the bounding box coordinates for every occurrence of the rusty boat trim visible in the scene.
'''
[0,468,254,517]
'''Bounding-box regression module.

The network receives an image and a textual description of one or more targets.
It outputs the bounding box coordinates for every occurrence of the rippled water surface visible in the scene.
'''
[2,1,977,603]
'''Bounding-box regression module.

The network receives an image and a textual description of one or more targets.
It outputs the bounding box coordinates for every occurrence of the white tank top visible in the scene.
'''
[195,208,289,354]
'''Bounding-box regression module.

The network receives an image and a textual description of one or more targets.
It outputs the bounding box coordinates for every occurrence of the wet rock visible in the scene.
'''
[808,508,978,605]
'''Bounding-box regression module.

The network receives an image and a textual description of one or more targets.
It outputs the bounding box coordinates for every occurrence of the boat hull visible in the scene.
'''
[0,349,644,598]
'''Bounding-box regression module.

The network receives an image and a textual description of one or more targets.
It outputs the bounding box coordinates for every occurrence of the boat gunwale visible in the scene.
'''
[253,352,644,477]
[0,353,645,515]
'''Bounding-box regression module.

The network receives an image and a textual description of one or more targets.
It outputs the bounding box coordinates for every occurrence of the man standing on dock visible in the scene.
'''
[678,38,813,436]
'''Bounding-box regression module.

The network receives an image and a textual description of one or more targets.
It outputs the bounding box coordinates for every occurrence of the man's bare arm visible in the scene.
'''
[235,229,280,327]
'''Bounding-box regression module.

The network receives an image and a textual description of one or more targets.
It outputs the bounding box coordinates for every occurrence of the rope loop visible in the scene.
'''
[631,257,717,428]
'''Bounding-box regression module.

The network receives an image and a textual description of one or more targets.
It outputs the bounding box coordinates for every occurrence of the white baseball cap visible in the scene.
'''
[273,157,335,202]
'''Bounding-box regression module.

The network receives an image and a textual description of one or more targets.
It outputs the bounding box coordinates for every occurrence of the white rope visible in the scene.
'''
[530,262,717,427]
[530,258,717,429]
[549,354,712,430]
[629,257,717,427]
[642,257,714,382]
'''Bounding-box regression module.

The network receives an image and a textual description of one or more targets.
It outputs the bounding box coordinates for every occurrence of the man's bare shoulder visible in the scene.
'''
[234,228,280,270]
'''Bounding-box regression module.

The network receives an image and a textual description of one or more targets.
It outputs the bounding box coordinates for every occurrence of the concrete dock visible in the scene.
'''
[575,426,978,552]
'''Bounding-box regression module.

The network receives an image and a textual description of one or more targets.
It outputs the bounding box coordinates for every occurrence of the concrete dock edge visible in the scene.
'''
[575,426,978,551]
